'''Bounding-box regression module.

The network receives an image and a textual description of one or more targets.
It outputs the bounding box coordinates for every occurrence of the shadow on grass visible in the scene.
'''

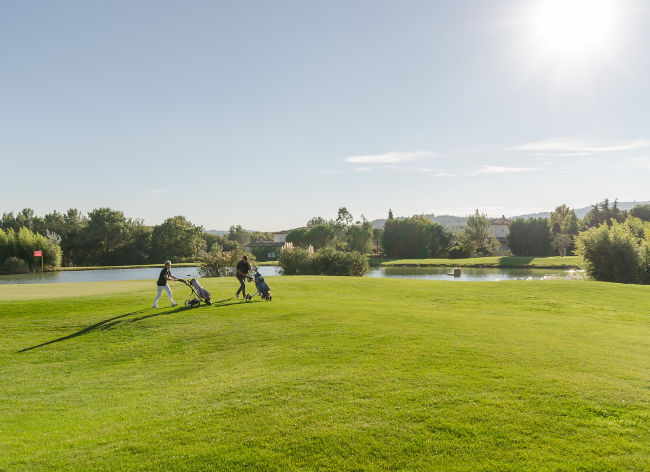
[18,297,258,353]
[497,256,534,267]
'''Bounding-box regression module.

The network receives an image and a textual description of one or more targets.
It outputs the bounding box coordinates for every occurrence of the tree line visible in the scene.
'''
[2,199,648,275]
[0,207,271,273]
[287,199,648,261]
[575,201,650,284]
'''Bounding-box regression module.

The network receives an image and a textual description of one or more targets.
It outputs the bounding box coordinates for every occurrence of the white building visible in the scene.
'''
[489,216,511,254]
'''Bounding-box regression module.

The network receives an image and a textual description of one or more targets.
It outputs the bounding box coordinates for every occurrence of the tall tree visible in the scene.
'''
[286,228,309,247]
[227,225,250,247]
[583,198,626,228]
[344,221,373,253]
[372,228,384,255]
[307,216,328,227]
[304,224,336,250]
[458,209,494,256]
[630,204,650,222]
[336,207,353,227]
[82,208,132,265]
[380,215,452,258]
[507,218,552,257]
[550,204,571,233]
[151,216,205,262]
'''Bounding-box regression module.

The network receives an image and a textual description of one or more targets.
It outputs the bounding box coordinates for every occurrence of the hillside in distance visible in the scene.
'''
[516,200,650,220]
[370,201,650,231]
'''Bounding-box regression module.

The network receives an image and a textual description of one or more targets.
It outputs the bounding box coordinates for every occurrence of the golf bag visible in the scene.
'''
[246,267,272,301]
[179,278,212,307]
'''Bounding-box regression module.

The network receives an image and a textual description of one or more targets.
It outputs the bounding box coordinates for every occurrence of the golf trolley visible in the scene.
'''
[245,266,272,302]
[178,278,212,307]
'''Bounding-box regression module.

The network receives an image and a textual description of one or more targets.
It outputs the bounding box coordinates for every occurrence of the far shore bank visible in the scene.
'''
[375,256,582,270]
[53,260,280,272]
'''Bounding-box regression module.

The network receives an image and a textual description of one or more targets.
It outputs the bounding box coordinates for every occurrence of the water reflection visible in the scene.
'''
[367,266,585,281]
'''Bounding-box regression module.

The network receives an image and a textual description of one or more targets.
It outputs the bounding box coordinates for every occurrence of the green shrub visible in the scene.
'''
[0,227,61,271]
[448,245,470,259]
[279,246,368,276]
[199,248,250,277]
[0,228,14,262]
[278,247,313,275]
[0,256,29,274]
[575,221,642,283]
[311,248,369,276]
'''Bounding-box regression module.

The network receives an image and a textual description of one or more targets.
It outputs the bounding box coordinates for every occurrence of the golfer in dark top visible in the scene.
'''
[235,255,252,299]
[153,260,179,308]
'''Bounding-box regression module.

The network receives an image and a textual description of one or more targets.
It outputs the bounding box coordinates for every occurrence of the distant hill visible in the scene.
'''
[371,201,650,230]
[515,200,650,220]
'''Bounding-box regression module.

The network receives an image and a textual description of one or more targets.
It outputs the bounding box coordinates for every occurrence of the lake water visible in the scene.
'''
[368,266,584,281]
[0,265,584,285]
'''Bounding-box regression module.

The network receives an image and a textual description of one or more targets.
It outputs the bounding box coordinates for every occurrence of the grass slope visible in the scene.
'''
[1,277,648,471]
[381,256,581,269]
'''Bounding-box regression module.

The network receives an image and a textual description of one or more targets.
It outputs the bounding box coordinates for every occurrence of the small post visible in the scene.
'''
[453,268,461,277]
[33,250,43,277]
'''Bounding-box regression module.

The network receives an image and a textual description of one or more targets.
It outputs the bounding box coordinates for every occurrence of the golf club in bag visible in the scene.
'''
[178,278,212,307]
[245,266,272,301]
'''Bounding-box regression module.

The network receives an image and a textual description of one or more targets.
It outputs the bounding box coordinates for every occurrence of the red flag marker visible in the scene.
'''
[33,250,42,257]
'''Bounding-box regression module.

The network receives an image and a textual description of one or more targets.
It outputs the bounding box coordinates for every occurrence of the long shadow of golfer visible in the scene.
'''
[18,299,260,353]
[18,307,179,353]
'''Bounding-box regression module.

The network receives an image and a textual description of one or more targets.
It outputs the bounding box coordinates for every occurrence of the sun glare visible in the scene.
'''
[528,0,620,59]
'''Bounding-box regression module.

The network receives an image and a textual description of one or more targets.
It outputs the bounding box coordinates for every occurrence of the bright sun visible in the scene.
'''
[528,0,620,59]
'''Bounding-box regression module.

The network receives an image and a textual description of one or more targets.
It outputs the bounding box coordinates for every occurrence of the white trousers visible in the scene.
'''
[154,284,175,306]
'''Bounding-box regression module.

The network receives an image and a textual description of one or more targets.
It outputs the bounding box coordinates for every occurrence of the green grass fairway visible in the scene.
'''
[381,255,582,269]
[1,277,648,471]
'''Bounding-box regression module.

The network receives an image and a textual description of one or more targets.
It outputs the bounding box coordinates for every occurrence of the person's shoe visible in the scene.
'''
[235,293,240,298]
[171,302,178,307]
[153,304,158,309]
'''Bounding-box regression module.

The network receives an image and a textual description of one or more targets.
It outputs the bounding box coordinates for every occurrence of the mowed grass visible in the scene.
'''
[1,277,648,471]
[381,256,581,269]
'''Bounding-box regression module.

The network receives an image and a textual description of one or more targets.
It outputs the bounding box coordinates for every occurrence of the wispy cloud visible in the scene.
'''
[472,165,540,175]
[303,169,343,175]
[431,172,461,177]
[345,150,432,164]
[509,138,650,154]
[151,188,169,195]
[383,165,445,174]
[428,165,540,178]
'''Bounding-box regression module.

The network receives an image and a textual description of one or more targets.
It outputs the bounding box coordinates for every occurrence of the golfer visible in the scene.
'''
[235,255,252,299]
[153,260,179,308]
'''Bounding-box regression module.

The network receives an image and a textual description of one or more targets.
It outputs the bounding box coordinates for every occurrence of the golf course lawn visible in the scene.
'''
[1,277,648,471]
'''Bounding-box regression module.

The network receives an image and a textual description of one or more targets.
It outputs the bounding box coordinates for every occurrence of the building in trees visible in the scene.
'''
[488,215,512,254]
[247,228,304,261]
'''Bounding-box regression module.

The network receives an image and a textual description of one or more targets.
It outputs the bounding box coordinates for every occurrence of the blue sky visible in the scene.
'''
[1,0,649,230]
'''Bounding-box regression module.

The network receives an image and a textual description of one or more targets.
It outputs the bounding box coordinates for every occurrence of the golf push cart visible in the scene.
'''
[177,278,212,307]
[245,266,272,302]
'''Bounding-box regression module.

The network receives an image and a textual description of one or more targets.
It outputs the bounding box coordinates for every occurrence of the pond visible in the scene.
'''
[367,266,585,281]
[0,265,584,285]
